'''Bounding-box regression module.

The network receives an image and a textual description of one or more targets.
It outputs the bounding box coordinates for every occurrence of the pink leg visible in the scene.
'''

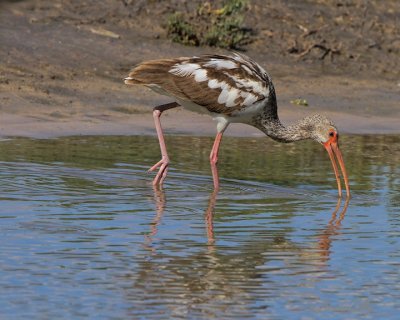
[149,102,179,186]
[209,132,224,190]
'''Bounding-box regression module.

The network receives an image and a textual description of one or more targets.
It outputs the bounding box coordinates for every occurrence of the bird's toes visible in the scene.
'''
[148,158,169,172]
[148,160,163,172]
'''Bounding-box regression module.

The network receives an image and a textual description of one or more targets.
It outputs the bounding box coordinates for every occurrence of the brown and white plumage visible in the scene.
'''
[125,53,350,197]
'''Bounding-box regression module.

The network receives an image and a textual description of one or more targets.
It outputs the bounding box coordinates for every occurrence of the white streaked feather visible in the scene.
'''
[204,59,238,70]
[193,69,208,82]
[232,53,270,79]
[169,63,201,77]
[225,88,240,107]
[256,64,269,78]
[241,65,253,75]
[244,79,267,96]
[243,92,259,106]
[169,56,269,109]
[232,53,253,66]
[223,72,268,96]
[208,79,221,89]
[217,83,231,105]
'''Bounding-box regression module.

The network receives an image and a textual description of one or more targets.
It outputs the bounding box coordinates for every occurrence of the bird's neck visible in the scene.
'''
[257,118,312,143]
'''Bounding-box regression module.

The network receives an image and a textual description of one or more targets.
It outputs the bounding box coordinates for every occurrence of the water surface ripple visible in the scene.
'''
[0,135,399,319]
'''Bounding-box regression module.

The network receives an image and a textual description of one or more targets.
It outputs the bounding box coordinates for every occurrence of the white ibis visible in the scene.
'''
[125,53,350,197]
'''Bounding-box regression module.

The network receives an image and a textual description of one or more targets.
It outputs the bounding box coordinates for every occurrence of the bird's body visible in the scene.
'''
[125,53,350,197]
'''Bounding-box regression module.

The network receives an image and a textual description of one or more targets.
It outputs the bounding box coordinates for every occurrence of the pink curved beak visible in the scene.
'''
[324,136,350,198]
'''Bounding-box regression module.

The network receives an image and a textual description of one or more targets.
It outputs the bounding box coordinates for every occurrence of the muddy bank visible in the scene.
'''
[0,0,399,139]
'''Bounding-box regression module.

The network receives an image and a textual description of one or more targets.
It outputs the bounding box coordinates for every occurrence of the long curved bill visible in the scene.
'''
[324,139,350,198]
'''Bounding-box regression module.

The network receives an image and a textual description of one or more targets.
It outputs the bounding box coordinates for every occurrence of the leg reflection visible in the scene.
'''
[143,185,166,252]
[145,186,220,251]
[205,189,219,247]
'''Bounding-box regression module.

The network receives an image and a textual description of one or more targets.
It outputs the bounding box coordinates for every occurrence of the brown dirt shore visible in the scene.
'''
[1,0,399,139]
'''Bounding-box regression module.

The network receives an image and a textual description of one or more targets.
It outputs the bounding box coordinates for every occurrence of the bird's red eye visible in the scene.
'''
[329,131,335,137]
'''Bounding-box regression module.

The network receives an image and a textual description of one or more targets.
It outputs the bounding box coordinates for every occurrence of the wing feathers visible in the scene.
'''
[125,54,274,115]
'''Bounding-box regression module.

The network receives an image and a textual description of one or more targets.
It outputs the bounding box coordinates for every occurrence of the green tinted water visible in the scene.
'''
[0,135,399,319]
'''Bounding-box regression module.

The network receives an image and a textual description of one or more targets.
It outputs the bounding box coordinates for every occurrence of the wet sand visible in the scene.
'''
[2,103,399,139]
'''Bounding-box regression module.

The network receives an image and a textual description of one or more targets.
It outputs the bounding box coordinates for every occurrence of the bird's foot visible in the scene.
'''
[148,157,169,185]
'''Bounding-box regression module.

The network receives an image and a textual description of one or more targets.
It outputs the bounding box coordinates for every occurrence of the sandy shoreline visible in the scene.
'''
[1,106,399,140]
[1,73,399,138]
[2,73,399,139]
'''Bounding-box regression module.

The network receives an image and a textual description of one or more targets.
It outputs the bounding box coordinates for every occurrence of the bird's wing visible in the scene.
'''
[125,54,276,116]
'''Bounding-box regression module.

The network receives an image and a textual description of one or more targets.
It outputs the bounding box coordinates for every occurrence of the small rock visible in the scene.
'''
[290,98,309,106]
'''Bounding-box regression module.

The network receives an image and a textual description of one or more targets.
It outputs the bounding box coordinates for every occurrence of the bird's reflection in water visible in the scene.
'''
[134,187,350,317]
[143,185,218,252]
[144,186,349,263]
[204,189,218,247]
[143,185,166,253]
[316,196,350,262]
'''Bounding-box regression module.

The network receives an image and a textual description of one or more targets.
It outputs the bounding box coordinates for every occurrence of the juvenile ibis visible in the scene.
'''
[125,53,350,197]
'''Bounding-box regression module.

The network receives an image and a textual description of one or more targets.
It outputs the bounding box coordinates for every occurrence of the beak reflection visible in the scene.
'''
[324,136,350,198]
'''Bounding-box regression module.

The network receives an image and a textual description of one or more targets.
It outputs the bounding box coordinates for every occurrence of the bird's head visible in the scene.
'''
[301,114,350,197]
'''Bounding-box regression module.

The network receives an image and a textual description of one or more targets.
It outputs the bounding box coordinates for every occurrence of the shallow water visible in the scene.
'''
[0,135,399,319]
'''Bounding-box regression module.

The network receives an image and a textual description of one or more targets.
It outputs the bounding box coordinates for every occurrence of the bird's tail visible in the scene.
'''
[124,59,178,86]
